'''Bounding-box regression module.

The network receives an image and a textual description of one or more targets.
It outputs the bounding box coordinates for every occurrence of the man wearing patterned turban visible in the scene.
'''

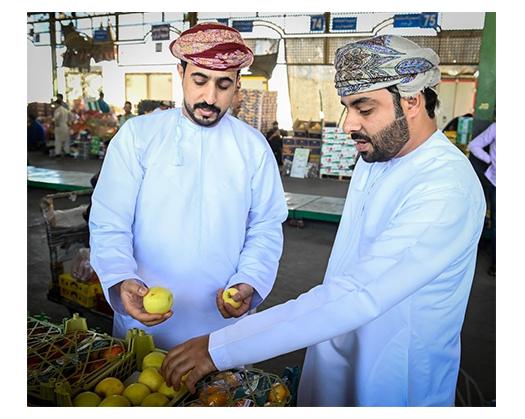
[90,23,287,352]
[161,36,486,407]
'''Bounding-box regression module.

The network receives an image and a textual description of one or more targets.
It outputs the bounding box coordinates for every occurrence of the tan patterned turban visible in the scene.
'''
[170,23,254,71]
[334,35,441,97]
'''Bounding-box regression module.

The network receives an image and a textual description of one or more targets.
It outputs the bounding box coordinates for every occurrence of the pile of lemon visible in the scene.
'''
[72,351,186,407]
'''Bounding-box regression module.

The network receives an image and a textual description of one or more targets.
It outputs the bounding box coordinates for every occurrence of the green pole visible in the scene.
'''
[49,13,58,97]
[474,12,496,121]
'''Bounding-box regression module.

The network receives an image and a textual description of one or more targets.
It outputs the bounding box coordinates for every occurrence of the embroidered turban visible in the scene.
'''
[170,23,254,71]
[334,35,441,97]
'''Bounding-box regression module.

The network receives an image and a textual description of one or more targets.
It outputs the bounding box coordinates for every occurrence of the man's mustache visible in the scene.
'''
[351,132,372,142]
[193,102,220,114]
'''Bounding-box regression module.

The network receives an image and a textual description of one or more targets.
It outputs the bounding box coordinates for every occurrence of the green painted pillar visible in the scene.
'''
[475,12,496,121]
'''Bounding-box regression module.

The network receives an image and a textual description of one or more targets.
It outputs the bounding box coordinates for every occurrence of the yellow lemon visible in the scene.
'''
[140,392,169,407]
[98,394,130,407]
[142,351,166,370]
[123,382,151,406]
[138,367,164,392]
[143,287,173,314]
[94,377,125,397]
[222,288,242,309]
[73,391,101,407]
[158,381,187,400]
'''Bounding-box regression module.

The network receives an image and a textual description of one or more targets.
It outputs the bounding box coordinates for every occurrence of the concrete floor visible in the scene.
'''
[26,150,495,405]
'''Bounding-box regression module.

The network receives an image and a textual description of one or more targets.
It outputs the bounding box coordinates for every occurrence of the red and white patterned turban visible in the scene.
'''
[170,23,254,71]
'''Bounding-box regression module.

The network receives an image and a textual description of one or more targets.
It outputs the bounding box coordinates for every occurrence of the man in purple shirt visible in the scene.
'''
[468,122,496,276]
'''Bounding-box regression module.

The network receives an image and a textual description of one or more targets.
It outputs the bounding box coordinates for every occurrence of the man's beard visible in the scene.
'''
[183,100,225,127]
[352,115,410,163]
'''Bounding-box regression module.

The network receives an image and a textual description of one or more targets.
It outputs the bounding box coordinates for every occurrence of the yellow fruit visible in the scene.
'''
[142,351,166,370]
[138,367,164,391]
[140,392,169,407]
[98,394,131,407]
[123,382,151,406]
[73,391,101,407]
[158,381,187,399]
[94,377,125,397]
[222,288,242,309]
[143,287,173,314]
[267,383,289,404]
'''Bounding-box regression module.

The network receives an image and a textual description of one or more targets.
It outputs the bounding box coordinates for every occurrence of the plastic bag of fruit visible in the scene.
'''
[180,368,290,407]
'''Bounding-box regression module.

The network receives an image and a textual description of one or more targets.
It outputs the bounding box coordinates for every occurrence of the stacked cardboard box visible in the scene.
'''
[320,126,356,177]
[28,102,54,119]
[238,89,277,134]
[260,91,278,134]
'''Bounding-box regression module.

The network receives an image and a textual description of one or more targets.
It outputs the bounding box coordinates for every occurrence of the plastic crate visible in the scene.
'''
[40,190,92,296]
[27,314,135,406]
[58,273,102,308]
[27,315,63,350]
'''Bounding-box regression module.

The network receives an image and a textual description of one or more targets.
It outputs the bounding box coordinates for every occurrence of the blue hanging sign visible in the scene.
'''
[217,18,229,26]
[420,12,439,28]
[93,29,109,42]
[232,20,254,32]
[393,14,421,28]
[310,15,325,32]
[331,17,357,31]
[151,24,171,41]
[394,13,439,28]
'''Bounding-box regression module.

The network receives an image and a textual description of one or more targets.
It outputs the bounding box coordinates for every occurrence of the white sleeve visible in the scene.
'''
[226,146,288,309]
[89,121,145,314]
[209,185,485,369]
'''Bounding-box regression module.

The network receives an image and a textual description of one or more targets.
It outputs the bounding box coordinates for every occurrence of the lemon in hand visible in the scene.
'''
[143,287,173,314]
[222,288,242,309]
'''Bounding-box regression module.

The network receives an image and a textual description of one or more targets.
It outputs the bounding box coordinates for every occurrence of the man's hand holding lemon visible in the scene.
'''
[216,284,254,318]
[116,279,173,327]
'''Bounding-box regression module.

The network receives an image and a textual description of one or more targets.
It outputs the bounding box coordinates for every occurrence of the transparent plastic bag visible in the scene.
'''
[71,248,93,282]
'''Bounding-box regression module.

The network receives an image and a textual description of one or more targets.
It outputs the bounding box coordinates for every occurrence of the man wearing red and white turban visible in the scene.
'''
[90,23,288,351]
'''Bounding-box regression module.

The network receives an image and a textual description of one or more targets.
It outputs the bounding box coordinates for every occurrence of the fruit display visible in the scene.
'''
[66,346,188,407]
[27,315,295,407]
[179,368,291,407]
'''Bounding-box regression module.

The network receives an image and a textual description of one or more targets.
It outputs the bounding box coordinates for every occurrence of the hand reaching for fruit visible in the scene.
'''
[115,279,173,327]
[161,335,217,394]
[216,284,254,318]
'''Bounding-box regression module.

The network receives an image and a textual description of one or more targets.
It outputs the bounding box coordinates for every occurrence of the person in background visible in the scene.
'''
[265,121,285,170]
[97,91,110,113]
[152,100,172,113]
[118,101,135,127]
[27,108,46,152]
[52,93,72,157]
[468,122,496,276]
[89,23,287,352]
[160,35,486,407]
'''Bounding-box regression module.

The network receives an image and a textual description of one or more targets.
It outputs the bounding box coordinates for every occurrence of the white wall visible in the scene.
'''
[27,40,53,103]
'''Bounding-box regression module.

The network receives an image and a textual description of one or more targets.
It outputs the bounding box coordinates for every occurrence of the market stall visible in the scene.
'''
[27,314,299,407]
